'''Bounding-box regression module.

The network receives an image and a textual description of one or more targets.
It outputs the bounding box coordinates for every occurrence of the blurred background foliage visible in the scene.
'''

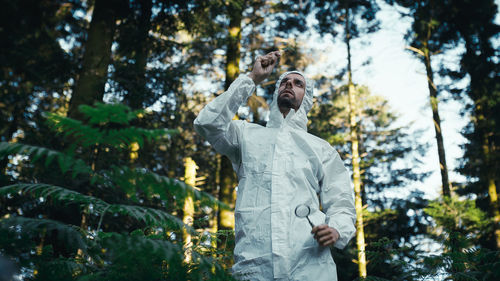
[1,0,499,280]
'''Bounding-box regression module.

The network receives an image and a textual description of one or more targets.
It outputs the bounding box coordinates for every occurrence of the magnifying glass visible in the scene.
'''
[295,204,314,228]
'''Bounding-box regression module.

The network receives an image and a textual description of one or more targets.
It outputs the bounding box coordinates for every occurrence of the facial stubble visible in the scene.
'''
[278,92,297,110]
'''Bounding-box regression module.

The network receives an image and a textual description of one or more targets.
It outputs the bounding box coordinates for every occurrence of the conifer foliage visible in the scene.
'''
[0,104,234,281]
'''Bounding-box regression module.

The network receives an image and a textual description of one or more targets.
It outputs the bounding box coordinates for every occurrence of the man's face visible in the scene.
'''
[277,73,306,111]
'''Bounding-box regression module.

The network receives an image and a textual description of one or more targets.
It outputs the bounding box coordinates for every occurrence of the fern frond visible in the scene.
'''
[97,231,232,279]
[0,184,193,233]
[0,216,88,253]
[99,231,181,260]
[78,103,144,125]
[0,183,108,209]
[112,166,227,209]
[0,142,92,178]
[45,114,101,147]
[107,204,192,232]
[104,127,176,147]
[46,113,176,149]
[42,258,89,276]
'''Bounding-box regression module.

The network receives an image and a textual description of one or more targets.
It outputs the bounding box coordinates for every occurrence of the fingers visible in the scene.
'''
[311,224,339,247]
[260,57,273,67]
[313,229,333,242]
[315,228,332,238]
[249,51,281,84]
[318,237,336,247]
[261,51,280,61]
[259,51,281,67]
[311,224,328,234]
[317,232,337,246]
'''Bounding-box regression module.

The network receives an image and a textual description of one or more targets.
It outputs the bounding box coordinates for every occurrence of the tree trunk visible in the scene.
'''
[461,34,499,248]
[223,3,243,91]
[217,2,243,255]
[68,0,120,119]
[217,154,237,255]
[452,0,500,250]
[183,157,197,263]
[345,7,367,278]
[124,0,152,110]
[422,17,451,197]
[210,154,221,251]
[475,102,500,248]
[484,139,500,249]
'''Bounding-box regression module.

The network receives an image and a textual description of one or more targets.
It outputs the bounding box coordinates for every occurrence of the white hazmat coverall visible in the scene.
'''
[194,71,356,281]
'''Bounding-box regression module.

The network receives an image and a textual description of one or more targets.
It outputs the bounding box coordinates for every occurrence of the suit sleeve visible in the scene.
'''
[193,74,255,164]
[319,149,356,249]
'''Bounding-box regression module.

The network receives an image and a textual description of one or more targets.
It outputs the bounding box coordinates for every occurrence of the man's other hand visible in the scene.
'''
[248,51,281,85]
[311,224,340,247]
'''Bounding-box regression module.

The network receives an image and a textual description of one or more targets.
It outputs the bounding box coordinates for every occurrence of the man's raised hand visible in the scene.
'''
[248,51,281,85]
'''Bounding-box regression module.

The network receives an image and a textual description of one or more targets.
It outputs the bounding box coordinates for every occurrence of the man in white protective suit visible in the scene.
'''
[194,51,356,281]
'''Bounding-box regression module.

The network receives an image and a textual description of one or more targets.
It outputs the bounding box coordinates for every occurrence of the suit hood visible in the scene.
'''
[266,71,314,131]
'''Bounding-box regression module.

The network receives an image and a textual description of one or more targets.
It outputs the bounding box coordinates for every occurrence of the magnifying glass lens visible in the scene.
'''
[294,204,314,228]
[295,204,310,217]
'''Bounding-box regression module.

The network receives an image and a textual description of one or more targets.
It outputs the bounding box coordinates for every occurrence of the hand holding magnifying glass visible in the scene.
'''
[295,204,340,247]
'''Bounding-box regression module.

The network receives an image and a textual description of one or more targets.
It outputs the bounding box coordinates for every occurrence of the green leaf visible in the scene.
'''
[0,142,92,177]
[0,183,193,232]
[0,216,88,253]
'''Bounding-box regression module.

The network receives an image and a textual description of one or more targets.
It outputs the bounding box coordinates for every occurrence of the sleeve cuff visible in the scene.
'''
[231,74,256,104]
[238,73,255,86]
[327,218,355,249]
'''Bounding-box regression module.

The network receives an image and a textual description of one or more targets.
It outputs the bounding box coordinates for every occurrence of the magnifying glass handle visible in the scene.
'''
[306,216,315,228]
